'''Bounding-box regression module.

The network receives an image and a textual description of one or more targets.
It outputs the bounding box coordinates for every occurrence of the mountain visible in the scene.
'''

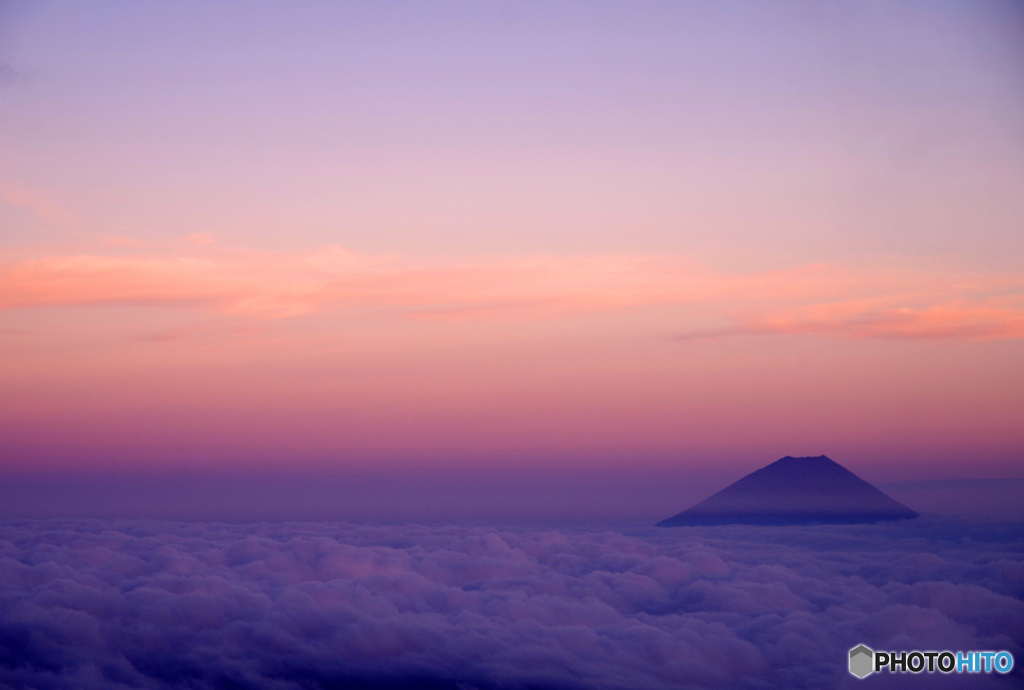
[657,455,919,526]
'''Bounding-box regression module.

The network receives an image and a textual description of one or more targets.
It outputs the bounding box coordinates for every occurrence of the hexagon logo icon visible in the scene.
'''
[849,645,874,678]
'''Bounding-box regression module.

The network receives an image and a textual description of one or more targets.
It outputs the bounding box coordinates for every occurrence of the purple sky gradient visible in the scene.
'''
[0,0,1022,499]
[0,468,1019,525]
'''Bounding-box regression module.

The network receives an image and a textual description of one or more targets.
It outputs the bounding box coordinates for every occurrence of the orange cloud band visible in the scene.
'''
[1,246,1022,341]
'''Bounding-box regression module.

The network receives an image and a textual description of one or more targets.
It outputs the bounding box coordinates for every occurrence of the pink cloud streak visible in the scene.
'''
[1,246,1022,341]
[727,298,1024,341]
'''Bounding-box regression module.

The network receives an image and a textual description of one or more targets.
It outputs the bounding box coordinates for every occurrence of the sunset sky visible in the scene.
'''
[2,0,1023,480]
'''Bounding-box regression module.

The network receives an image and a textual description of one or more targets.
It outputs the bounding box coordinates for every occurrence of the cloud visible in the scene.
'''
[685,297,1024,342]
[0,248,708,318]
[0,245,1023,340]
[0,518,1020,689]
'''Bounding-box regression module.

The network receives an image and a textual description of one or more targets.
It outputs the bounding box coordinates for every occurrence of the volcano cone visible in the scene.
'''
[657,455,919,526]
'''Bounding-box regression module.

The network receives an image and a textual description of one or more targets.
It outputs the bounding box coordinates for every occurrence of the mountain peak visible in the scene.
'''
[657,455,918,526]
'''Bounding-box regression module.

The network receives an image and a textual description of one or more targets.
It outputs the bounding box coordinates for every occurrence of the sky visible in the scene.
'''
[1,0,1024,487]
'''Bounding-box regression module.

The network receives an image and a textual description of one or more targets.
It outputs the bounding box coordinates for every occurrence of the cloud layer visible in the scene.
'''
[0,518,1021,689]
[1,245,1023,341]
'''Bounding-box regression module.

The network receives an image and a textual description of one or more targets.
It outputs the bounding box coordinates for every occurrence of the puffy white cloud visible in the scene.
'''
[0,518,1020,689]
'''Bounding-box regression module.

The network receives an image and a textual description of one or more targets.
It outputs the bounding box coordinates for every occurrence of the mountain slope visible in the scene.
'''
[657,456,919,526]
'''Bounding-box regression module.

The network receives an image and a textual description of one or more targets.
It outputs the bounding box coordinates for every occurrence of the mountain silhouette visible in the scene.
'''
[657,455,919,526]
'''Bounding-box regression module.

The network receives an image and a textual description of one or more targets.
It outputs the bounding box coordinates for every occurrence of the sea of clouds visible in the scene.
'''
[0,517,1021,690]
